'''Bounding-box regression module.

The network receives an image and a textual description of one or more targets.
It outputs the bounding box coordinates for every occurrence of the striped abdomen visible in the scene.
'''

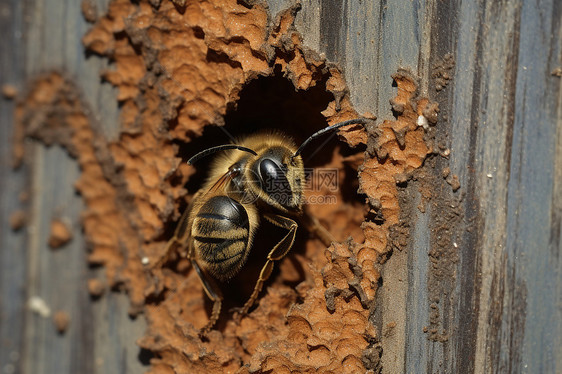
[192,195,250,280]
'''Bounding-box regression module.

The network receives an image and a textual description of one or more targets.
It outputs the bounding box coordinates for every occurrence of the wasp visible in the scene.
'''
[159,118,370,333]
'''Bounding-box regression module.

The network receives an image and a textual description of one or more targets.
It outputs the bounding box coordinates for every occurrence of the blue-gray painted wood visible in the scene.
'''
[406,192,432,372]
[507,1,561,371]
[0,0,145,373]
[289,0,562,373]
[0,2,28,372]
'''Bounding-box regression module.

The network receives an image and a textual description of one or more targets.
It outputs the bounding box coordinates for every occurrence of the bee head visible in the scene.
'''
[253,146,304,212]
[187,118,371,212]
[252,118,370,211]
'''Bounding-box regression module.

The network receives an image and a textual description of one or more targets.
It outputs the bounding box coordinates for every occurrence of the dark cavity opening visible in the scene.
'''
[172,73,366,322]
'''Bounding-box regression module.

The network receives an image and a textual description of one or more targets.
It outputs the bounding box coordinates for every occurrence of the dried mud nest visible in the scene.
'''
[14,0,440,372]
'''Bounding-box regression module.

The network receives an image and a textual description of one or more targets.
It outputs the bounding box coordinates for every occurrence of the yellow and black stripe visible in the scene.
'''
[192,195,250,280]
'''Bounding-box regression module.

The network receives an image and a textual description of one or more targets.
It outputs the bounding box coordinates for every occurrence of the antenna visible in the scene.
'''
[292,118,371,159]
[187,145,257,165]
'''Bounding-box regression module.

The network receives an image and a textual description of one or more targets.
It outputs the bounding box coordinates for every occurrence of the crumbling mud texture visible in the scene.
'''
[360,69,435,263]
[14,1,437,373]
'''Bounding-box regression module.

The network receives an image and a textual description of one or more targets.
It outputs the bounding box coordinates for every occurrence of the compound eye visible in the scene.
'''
[258,158,292,201]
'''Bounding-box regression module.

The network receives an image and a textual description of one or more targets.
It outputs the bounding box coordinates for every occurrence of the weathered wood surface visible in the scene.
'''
[0,0,146,373]
[1,0,560,373]
[294,1,561,373]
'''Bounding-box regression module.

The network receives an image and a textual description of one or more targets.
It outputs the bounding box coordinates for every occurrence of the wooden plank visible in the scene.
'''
[290,0,562,373]
[0,0,145,373]
[0,1,28,372]
[295,1,429,372]
[501,1,561,371]
[2,0,560,372]
[444,0,561,372]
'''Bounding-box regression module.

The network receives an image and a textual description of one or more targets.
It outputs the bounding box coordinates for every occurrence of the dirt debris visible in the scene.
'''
[432,52,455,91]
[48,218,73,249]
[87,278,105,298]
[28,296,51,317]
[2,84,17,99]
[442,166,461,191]
[53,310,71,334]
[81,0,98,23]
[9,210,26,231]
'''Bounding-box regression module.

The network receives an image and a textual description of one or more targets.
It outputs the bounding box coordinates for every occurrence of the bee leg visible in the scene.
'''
[152,193,198,269]
[238,214,298,316]
[191,259,223,335]
[152,235,180,270]
[300,206,336,247]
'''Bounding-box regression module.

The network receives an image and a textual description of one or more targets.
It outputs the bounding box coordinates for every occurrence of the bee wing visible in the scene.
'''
[205,168,238,195]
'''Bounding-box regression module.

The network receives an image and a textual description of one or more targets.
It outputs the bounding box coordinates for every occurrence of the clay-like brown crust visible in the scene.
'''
[14,1,438,372]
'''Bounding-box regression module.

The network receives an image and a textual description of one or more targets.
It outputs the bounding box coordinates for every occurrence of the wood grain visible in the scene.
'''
[1,1,145,373]
[1,0,560,373]
[292,0,561,373]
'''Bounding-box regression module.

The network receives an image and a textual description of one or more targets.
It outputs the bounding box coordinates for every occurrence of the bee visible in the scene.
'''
[160,118,370,333]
